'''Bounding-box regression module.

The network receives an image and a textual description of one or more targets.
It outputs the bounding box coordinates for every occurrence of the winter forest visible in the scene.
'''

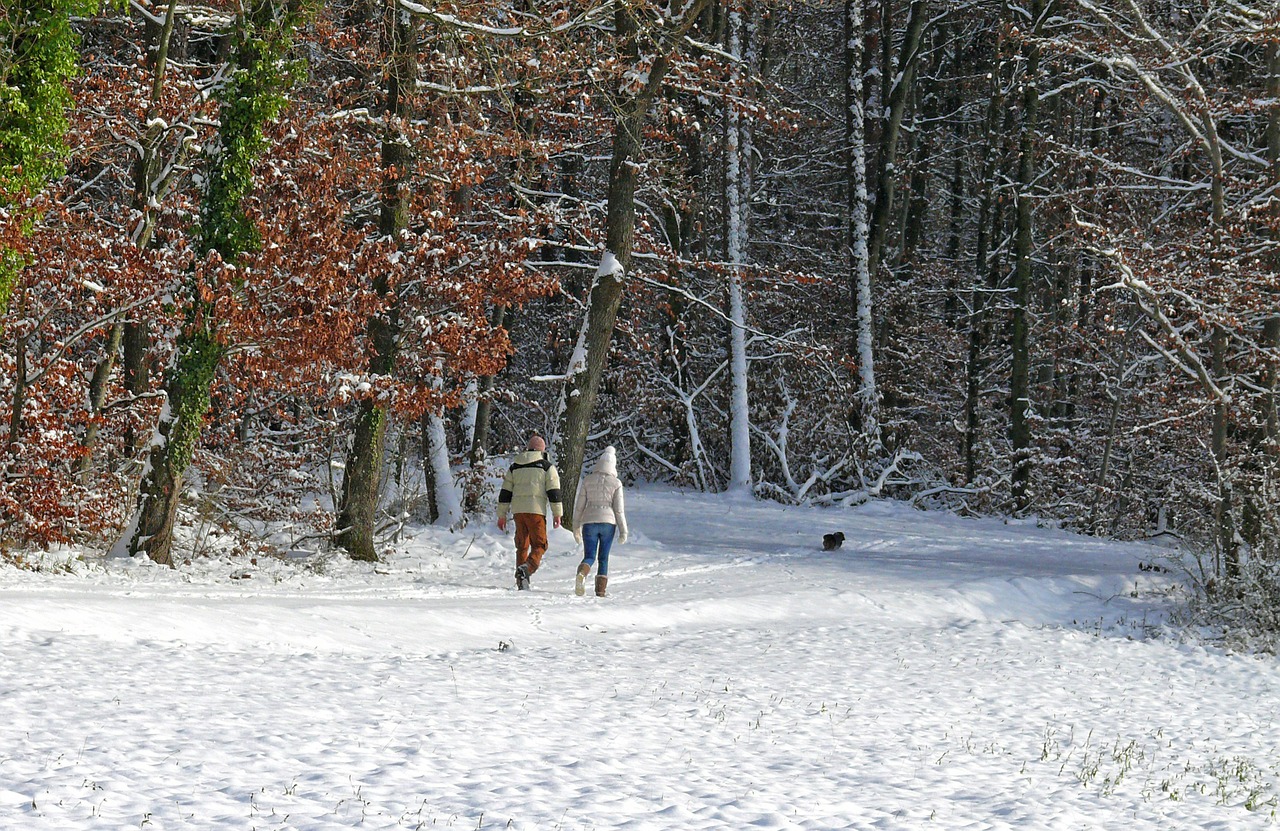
[2,0,1279,621]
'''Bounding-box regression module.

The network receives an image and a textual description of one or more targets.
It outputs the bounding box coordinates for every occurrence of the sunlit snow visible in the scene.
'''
[1,489,1276,829]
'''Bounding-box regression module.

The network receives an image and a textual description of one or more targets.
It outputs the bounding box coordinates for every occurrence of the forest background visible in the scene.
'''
[2,0,1278,627]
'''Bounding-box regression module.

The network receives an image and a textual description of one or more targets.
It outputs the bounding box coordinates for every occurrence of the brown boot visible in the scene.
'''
[575,563,590,596]
[595,575,608,597]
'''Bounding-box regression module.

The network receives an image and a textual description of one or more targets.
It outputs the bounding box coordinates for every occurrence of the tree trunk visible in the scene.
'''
[898,32,940,275]
[1211,324,1238,577]
[866,0,929,284]
[557,119,642,529]
[1009,0,1045,514]
[126,329,223,564]
[845,0,880,451]
[963,35,1008,486]
[661,108,701,479]
[423,408,461,527]
[121,318,151,453]
[468,304,507,468]
[75,322,124,479]
[1191,20,1233,572]
[1264,42,1280,446]
[8,294,26,459]
[942,41,965,328]
[1269,37,1280,199]
[1264,318,1280,446]
[122,0,301,565]
[556,1,709,528]
[725,5,752,494]
[336,0,417,560]
[79,0,179,472]
[338,400,388,559]
[1087,320,1135,531]
[1063,98,1105,426]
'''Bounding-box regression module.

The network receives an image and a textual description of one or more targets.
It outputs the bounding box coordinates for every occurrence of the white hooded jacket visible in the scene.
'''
[573,446,628,545]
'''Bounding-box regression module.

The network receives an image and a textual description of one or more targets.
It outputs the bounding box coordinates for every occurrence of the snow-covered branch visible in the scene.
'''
[1080,218,1229,405]
[24,292,166,387]
[398,0,613,38]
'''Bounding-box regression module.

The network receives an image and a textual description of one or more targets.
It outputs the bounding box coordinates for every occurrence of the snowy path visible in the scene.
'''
[1,489,1278,829]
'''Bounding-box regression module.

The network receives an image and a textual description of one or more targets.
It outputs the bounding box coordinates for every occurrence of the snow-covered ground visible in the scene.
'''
[1,488,1277,829]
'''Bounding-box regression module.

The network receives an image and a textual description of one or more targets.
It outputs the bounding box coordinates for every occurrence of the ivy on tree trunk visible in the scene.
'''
[0,0,92,324]
[126,0,305,565]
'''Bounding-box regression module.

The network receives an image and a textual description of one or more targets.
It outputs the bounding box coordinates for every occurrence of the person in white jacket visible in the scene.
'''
[572,445,628,597]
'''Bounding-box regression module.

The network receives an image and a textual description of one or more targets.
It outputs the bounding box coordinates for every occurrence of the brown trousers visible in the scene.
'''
[514,513,548,574]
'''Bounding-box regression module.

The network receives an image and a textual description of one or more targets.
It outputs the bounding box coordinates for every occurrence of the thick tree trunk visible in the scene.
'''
[126,330,223,564]
[558,115,642,529]
[122,0,301,565]
[337,294,399,560]
[423,408,461,527]
[338,400,388,559]
[336,0,417,560]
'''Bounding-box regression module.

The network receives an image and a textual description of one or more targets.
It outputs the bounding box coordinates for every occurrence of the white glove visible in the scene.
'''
[573,529,583,545]
[617,530,628,545]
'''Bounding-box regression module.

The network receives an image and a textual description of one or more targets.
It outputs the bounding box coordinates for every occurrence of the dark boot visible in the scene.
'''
[595,575,608,597]
[515,564,530,591]
[575,563,590,596]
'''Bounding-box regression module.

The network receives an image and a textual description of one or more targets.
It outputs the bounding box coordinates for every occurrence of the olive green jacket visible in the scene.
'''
[497,450,563,520]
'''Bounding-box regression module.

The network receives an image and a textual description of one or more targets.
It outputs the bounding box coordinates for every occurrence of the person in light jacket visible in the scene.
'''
[572,445,628,597]
[497,435,563,590]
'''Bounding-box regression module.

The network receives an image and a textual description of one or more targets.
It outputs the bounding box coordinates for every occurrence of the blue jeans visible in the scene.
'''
[580,523,616,576]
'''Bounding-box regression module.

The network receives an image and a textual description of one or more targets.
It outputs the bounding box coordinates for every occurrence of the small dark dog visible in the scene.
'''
[822,531,845,551]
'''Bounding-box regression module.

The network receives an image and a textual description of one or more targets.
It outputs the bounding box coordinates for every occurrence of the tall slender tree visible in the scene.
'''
[845,0,879,451]
[335,0,419,561]
[1008,0,1048,514]
[78,0,187,475]
[724,2,754,494]
[963,7,1008,486]
[866,0,929,285]
[557,0,712,527]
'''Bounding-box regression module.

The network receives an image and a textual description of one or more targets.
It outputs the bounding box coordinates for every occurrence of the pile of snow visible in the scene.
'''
[1,488,1277,829]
